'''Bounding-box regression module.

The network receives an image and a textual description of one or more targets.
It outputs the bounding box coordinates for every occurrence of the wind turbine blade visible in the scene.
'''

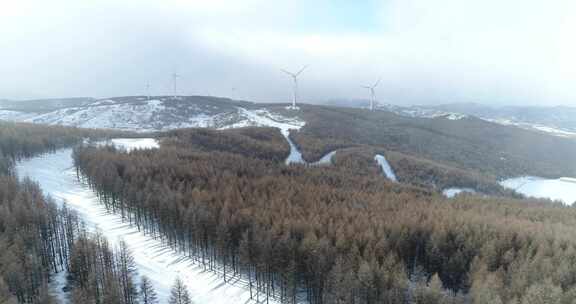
[361,86,371,89]
[373,77,381,88]
[295,65,308,76]
[281,69,296,77]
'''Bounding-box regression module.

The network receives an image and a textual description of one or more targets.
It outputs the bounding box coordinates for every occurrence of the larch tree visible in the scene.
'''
[139,276,158,304]
[168,277,191,304]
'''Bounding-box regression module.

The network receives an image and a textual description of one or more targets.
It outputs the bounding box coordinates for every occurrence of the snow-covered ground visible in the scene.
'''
[377,104,468,121]
[500,176,576,205]
[442,188,476,198]
[483,118,576,138]
[223,107,310,166]
[98,138,160,151]
[374,154,397,181]
[49,270,68,304]
[283,130,306,165]
[0,98,306,134]
[16,139,278,304]
[314,150,337,165]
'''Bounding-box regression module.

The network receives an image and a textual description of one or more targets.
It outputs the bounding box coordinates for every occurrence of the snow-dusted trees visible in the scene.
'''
[68,236,142,304]
[168,278,191,304]
[139,276,158,304]
[0,176,82,304]
[0,122,134,303]
[117,240,138,304]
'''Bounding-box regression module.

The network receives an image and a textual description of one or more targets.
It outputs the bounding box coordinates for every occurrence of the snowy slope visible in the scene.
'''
[376,104,468,121]
[0,96,303,133]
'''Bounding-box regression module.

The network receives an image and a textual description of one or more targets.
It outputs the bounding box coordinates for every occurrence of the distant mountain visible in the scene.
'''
[315,99,576,138]
[423,103,576,134]
[0,96,301,132]
[0,97,96,113]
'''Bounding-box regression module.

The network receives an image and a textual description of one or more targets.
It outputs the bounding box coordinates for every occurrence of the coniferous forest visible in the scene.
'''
[72,127,576,304]
[0,122,166,304]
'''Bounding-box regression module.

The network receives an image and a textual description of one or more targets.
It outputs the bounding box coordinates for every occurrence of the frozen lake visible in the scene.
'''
[501,176,576,205]
[16,139,273,304]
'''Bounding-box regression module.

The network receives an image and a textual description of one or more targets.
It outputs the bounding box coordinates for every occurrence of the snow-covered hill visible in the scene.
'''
[0,96,303,132]
[376,104,469,121]
[322,99,576,138]
[380,103,576,138]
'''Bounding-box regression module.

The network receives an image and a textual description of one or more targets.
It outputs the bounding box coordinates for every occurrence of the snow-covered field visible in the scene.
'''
[16,139,278,304]
[501,176,576,205]
[374,154,397,181]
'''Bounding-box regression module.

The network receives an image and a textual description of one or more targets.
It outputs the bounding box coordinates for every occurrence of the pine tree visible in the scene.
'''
[139,276,158,304]
[168,277,191,304]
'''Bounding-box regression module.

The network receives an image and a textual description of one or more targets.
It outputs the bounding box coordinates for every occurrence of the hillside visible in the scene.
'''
[425,103,576,133]
[0,96,299,132]
[282,104,576,179]
[2,96,575,182]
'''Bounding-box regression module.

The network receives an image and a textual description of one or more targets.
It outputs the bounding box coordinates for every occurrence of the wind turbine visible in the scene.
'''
[281,65,308,109]
[171,72,180,99]
[362,77,381,111]
[145,83,151,100]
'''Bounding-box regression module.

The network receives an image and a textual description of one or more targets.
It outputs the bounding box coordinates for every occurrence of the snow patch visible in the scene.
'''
[443,188,476,198]
[98,138,159,152]
[49,270,69,304]
[500,176,576,205]
[283,131,305,165]
[374,154,397,181]
[232,108,305,133]
[484,118,576,138]
[314,150,337,165]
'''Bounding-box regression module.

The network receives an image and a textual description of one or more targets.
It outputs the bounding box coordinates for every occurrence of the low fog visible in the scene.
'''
[1,0,575,106]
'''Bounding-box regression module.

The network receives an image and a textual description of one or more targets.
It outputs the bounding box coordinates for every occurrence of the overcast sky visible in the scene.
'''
[1,0,575,106]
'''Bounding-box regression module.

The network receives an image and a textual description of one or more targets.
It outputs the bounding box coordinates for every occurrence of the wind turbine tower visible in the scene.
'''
[362,78,381,111]
[281,65,308,109]
[172,72,180,99]
[145,83,151,100]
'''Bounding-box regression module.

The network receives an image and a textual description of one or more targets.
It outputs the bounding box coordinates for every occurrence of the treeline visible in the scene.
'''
[0,121,128,175]
[73,128,576,304]
[332,146,517,197]
[0,121,147,303]
[162,127,290,162]
[0,176,81,303]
